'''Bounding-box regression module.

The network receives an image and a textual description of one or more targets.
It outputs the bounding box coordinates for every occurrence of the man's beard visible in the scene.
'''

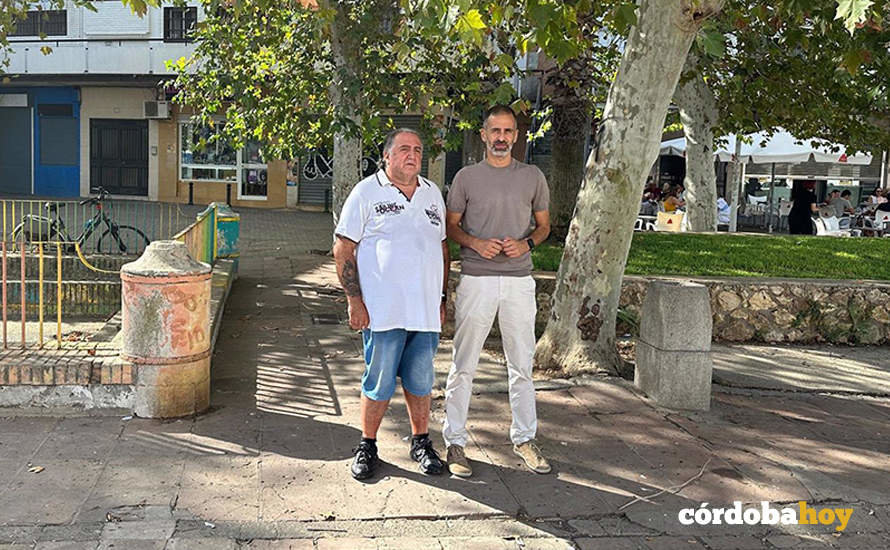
[487,141,511,157]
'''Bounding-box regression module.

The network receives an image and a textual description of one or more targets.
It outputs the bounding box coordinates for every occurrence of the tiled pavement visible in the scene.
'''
[0,209,889,549]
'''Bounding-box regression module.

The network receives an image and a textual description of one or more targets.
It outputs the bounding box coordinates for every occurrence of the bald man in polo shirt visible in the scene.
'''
[333,128,449,481]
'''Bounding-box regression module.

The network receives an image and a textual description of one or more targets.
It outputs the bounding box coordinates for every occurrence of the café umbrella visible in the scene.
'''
[660,130,873,231]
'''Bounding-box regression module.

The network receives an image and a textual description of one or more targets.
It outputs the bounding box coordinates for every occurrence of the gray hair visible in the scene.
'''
[483,104,517,128]
[383,128,423,155]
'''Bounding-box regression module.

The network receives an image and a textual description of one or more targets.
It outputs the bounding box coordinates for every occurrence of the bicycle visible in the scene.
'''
[11,187,150,254]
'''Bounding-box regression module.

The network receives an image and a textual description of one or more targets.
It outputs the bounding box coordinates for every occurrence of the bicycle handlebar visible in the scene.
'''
[80,187,110,205]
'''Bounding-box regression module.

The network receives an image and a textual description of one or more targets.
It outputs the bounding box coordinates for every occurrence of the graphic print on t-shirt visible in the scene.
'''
[373,201,405,216]
[424,204,442,226]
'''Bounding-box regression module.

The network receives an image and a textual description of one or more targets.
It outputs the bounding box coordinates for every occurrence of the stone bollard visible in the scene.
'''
[121,241,212,418]
[635,280,713,410]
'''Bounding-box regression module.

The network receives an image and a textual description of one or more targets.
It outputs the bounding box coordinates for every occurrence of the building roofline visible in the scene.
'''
[0,74,170,87]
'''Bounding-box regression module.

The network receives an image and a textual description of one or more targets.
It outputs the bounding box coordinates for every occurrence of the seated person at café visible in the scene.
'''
[830,189,855,217]
[869,188,887,205]
[676,182,687,200]
[644,178,661,200]
[640,192,658,216]
[825,189,841,213]
[662,187,685,212]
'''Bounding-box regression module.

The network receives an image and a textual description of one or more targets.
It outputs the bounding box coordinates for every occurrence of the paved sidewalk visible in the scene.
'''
[712,343,890,395]
[0,211,889,549]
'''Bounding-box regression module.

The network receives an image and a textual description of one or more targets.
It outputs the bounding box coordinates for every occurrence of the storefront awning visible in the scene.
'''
[661,130,873,165]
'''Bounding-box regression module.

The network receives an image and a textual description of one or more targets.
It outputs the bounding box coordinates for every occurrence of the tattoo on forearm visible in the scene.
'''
[340,259,362,297]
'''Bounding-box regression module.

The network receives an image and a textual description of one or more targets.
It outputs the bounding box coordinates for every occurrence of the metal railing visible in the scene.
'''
[0,197,237,349]
[0,241,125,349]
[5,36,194,76]
[0,198,206,349]
[173,204,218,265]
[0,199,199,256]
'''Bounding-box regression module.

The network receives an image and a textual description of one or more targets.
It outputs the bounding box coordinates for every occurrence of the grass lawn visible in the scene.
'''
[449,233,890,280]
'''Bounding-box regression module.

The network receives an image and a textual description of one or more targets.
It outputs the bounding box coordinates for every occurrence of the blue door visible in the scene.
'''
[35,102,80,197]
[0,107,32,196]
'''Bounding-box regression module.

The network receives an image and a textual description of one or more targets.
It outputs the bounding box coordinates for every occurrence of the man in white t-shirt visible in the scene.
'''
[333,128,449,480]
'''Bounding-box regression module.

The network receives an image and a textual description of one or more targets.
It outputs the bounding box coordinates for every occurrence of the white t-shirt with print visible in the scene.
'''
[335,170,446,332]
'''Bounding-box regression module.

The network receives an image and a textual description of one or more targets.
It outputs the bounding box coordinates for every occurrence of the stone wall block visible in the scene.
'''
[639,280,712,352]
[441,272,890,346]
[636,281,712,411]
[634,343,712,411]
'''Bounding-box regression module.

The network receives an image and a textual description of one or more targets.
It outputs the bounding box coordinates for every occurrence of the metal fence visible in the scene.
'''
[0,242,127,349]
[0,198,205,348]
[0,199,202,256]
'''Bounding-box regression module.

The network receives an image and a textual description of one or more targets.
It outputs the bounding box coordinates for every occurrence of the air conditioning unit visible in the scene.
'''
[144,100,171,119]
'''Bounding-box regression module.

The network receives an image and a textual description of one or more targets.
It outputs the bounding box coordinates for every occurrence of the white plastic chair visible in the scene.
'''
[776,200,793,230]
[634,216,657,232]
[744,195,768,217]
[778,200,793,217]
[815,216,852,237]
[862,215,885,235]
[747,194,768,204]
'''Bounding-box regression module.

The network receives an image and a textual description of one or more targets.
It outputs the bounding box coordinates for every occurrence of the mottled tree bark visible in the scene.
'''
[535,0,724,376]
[325,0,363,227]
[549,98,591,239]
[675,51,718,232]
[727,137,743,232]
[330,114,362,226]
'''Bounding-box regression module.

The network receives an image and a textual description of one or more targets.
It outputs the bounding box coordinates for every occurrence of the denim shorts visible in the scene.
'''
[361,329,439,401]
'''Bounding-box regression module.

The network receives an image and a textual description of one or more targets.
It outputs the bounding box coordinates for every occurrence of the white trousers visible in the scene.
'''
[443,274,538,447]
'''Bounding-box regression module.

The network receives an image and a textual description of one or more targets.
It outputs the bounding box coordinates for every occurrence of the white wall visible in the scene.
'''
[81,4,151,36]
[79,87,158,200]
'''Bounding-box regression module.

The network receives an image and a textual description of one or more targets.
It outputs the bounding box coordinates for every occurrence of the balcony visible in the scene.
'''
[4,38,195,76]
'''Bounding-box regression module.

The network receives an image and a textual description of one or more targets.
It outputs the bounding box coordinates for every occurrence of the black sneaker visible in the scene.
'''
[351,440,380,480]
[410,435,444,475]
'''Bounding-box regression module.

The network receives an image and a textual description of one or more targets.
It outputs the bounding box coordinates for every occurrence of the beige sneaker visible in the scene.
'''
[447,445,473,478]
[514,440,551,474]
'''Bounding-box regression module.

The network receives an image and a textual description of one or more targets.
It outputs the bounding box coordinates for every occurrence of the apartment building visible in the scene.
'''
[0,2,289,207]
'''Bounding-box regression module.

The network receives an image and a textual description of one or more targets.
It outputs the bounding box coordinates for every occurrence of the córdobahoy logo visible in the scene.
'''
[679,501,853,532]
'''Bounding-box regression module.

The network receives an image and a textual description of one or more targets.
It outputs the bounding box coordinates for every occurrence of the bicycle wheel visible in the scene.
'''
[10,224,59,254]
[96,225,151,255]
